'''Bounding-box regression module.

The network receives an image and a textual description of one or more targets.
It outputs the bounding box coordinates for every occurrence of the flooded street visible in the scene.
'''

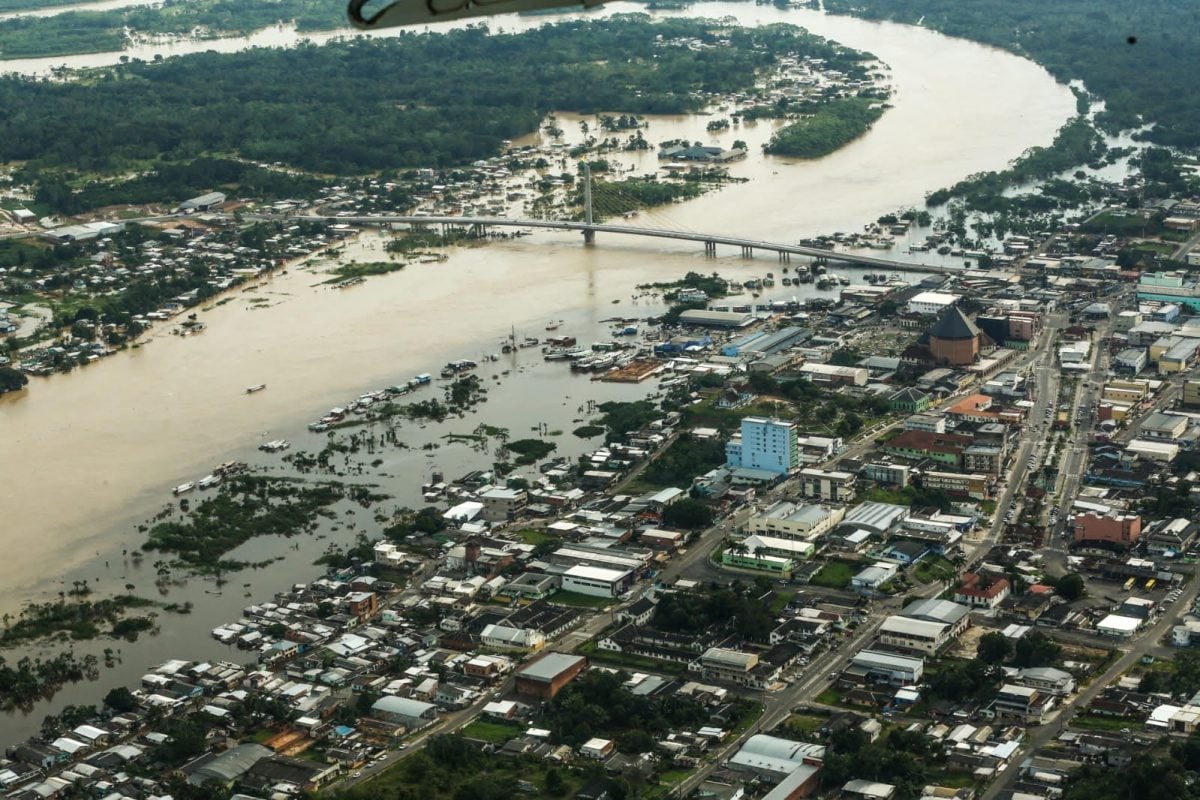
[0,4,1074,739]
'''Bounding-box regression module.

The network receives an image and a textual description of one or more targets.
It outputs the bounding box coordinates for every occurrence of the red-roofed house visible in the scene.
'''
[954,573,1011,609]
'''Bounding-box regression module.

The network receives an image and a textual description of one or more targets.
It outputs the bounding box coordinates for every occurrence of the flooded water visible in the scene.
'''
[0,4,1074,739]
[0,0,159,22]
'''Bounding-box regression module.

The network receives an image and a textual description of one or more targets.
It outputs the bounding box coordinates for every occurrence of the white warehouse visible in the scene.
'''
[906,291,961,316]
[560,565,632,597]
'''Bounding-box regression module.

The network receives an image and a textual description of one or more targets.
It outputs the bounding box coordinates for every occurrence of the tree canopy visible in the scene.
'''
[823,0,1200,150]
[0,19,841,178]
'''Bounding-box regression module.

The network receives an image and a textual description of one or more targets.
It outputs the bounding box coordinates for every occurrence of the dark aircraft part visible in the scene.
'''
[348,0,605,30]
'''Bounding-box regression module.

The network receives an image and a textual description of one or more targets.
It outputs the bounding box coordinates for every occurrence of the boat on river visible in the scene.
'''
[173,482,194,495]
[245,383,266,394]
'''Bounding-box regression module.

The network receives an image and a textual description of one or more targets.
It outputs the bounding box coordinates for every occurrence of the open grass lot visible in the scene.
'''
[644,768,697,799]
[731,701,764,734]
[516,528,558,548]
[552,590,614,609]
[811,561,855,589]
[912,555,958,585]
[460,719,523,744]
[782,713,829,737]
[578,640,688,676]
[769,589,796,613]
[1070,713,1136,732]
[362,745,582,799]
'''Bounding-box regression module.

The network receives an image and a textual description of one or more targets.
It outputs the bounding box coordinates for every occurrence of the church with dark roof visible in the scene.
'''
[903,305,994,367]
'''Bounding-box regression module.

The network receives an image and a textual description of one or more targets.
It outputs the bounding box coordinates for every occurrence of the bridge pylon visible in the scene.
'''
[581,161,596,246]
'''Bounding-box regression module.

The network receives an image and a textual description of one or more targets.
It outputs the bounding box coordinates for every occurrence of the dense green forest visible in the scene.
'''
[0,0,345,59]
[822,0,1200,148]
[764,95,887,157]
[28,157,326,216]
[0,18,845,177]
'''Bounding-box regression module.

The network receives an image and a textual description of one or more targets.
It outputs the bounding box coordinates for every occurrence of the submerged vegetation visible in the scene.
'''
[0,652,99,713]
[141,475,368,571]
[1,595,158,646]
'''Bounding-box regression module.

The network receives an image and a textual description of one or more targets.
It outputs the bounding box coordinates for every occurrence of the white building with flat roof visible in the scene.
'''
[746,501,844,540]
[879,615,951,655]
[907,291,961,316]
[560,564,631,597]
[1096,614,1142,638]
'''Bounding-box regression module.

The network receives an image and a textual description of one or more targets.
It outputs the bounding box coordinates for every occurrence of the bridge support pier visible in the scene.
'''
[741,245,753,259]
[583,228,595,245]
[704,241,717,258]
[778,251,790,264]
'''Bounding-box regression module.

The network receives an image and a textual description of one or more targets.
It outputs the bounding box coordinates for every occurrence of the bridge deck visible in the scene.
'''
[295,214,955,274]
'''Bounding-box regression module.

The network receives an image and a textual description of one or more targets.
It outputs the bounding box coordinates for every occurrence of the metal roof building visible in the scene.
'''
[517,652,586,683]
[184,743,272,786]
[370,696,438,728]
[901,598,971,628]
[841,501,909,534]
[678,309,756,328]
[729,734,825,778]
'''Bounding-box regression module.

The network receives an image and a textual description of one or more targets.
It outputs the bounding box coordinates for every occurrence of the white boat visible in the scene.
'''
[246,383,266,394]
[173,482,195,495]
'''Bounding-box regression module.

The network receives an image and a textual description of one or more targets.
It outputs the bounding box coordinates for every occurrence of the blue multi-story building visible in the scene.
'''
[725,417,799,476]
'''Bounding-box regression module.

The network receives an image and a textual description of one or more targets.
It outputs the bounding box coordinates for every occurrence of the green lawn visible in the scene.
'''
[515,528,557,547]
[912,556,958,585]
[769,589,797,614]
[1070,713,1136,732]
[731,701,764,734]
[783,713,829,736]
[578,640,688,676]
[816,688,844,705]
[926,769,981,789]
[460,719,523,744]
[811,561,855,589]
[364,750,580,798]
[645,768,697,799]
[1132,240,1178,254]
[552,591,614,609]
